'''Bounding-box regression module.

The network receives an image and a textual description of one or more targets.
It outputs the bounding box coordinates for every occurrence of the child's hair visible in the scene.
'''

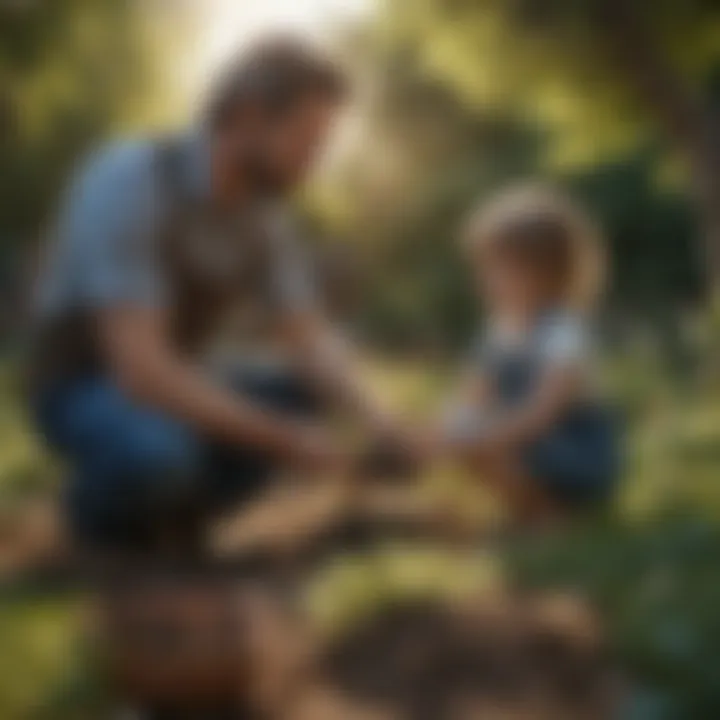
[462,183,606,312]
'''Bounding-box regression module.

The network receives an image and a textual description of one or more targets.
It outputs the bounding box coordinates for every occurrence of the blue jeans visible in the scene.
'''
[34,368,319,551]
[523,405,621,507]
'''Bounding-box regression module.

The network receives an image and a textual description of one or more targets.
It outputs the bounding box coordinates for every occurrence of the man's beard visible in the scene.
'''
[236,147,292,199]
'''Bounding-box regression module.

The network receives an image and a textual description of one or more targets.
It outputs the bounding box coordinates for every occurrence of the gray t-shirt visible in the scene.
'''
[478,311,591,370]
[34,131,316,365]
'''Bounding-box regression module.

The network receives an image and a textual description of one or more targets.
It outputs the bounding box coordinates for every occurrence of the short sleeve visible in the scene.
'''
[63,141,168,309]
[538,313,590,366]
[262,205,317,314]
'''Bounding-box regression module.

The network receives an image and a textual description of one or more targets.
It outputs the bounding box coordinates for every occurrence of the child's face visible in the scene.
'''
[475,250,550,316]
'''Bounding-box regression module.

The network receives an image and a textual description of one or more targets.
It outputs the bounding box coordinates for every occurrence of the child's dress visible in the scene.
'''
[453,310,620,507]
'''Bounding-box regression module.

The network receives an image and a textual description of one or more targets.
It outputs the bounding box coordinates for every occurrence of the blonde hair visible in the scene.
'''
[462,183,606,313]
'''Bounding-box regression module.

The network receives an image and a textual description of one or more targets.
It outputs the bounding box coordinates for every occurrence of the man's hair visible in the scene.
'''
[204,36,348,127]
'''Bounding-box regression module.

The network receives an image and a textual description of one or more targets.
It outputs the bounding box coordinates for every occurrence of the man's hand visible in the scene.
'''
[381,423,432,465]
[281,311,440,475]
[290,425,351,476]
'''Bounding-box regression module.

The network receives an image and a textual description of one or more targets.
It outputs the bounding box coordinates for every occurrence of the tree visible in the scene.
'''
[0,0,191,249]
[377,0,720,292]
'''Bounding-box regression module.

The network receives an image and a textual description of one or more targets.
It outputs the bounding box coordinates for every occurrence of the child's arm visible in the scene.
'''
[480,365,583,450]
[466,315,589,452]
[441,330,493,428]
[439,369,491,443]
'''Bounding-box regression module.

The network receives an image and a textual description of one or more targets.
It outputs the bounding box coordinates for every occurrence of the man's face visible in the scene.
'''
[225,96,339,197]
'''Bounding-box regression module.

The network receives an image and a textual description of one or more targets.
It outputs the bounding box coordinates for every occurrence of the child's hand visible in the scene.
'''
[366,424,444,478]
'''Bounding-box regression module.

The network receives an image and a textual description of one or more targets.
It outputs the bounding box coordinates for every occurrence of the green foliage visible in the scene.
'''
[379,0,720,169]
[0,597,83,720]
[325,71,703,347]
[0,0,186,249]
[308,0,720,350]
[311,0,720,349]
[508,516,720,718]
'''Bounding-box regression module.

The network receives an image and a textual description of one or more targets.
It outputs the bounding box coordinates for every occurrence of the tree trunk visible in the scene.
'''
[593,0,720,297]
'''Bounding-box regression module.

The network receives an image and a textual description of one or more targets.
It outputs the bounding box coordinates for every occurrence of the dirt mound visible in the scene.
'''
[319,596,619,720]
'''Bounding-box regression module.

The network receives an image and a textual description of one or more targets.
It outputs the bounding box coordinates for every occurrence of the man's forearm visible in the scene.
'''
[117,353,304,457]
[100,306,320,459]
[297,328,391,429]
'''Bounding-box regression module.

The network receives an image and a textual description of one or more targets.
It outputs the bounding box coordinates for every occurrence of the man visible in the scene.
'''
[31,38,407,553]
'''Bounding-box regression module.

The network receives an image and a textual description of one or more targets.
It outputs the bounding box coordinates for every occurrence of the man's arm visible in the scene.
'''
[279,309,395,431]
[100,305,338,467]
[58,143,340,470]
[265,209,400,437]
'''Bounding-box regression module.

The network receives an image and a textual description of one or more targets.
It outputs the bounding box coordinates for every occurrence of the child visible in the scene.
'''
[441,184,619,524]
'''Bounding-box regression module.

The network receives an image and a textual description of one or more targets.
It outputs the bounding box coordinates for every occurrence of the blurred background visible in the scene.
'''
[1,0,720,717]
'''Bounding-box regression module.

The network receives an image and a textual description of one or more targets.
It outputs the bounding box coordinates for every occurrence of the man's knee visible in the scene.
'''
[123,419,202,501]
[65,415,204,550]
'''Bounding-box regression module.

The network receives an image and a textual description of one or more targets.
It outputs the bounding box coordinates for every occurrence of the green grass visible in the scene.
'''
[0,596,95,720]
